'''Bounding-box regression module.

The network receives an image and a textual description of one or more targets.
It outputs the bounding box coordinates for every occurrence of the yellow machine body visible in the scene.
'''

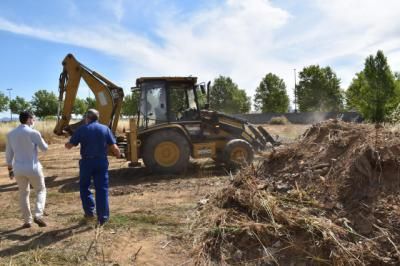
[54,54,124,136]
[54,56,277,174]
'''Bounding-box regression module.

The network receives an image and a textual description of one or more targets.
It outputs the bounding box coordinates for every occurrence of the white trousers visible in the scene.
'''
[14,168,46,224]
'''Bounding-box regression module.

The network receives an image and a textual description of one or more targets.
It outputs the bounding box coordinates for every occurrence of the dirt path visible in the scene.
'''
[0,141,229,265]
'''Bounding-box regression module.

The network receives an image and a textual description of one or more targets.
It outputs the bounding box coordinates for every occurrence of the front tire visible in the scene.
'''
[142,130,190,174]
[223,139,254,169]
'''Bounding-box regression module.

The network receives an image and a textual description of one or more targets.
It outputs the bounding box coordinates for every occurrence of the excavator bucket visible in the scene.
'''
[257,125,279,146]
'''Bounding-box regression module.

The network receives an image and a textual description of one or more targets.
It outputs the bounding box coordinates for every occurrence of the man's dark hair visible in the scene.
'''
[19,111,34,124]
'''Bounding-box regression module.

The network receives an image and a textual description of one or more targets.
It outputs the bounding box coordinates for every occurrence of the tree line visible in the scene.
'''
[209,50,399,122]
[0,90,97,119]
[0,50,397,121]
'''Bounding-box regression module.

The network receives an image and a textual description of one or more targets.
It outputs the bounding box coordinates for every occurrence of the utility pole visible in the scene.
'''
[7,88,12,121]
[293,69,298,113]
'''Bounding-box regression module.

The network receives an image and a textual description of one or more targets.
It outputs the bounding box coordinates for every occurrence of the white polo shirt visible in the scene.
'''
[6,124,48,177]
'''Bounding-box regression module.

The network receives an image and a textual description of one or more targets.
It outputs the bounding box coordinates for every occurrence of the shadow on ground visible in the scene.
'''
[0,160,230,194]
[58,161,229,193]
[0,175,75,193]
[0,224,91,257]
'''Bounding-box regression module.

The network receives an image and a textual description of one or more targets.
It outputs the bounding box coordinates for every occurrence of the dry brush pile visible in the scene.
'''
[192,120,400,265]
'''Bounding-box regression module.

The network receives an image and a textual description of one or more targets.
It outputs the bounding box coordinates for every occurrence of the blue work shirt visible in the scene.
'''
[69,121,116,159]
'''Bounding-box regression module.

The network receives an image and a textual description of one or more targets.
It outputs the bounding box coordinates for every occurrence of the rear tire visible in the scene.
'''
[142,130,190,174]
[223,139,254,169]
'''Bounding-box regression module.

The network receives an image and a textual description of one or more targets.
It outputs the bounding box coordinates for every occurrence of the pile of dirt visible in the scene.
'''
[192,120,400,265]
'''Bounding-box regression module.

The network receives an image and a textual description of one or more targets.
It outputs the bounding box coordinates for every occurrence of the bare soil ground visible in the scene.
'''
[0,125,308,265]
[0,143,228,265]
[0,126,306,265]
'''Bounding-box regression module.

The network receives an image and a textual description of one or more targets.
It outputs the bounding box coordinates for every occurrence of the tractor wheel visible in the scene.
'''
[142,130,190,174]
[223,139,254,169]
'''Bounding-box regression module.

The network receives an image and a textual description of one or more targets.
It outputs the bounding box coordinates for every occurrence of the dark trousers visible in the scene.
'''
[79,158,109,224]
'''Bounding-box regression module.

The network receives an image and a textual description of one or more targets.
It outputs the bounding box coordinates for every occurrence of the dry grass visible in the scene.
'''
[0,118,132,152]
[0,120,310,152]
[192,121,400,265]
[0,120,59,151]
[192,167,391,265]
[262,124,310,141]
[269,116,290,125]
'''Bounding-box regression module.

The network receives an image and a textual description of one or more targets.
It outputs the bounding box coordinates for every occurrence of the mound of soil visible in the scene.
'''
[192,120,400,265]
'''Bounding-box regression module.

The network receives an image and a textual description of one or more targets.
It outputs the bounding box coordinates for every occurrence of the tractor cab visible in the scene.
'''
[134,77,207,129]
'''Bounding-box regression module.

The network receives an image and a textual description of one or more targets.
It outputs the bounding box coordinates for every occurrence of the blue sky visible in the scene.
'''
[1,0,400,117]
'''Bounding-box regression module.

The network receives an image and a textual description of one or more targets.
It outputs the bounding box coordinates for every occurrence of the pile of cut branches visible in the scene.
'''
[192,120,400,265]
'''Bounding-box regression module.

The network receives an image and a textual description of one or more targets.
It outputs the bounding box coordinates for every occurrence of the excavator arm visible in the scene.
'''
[54,54,124,135]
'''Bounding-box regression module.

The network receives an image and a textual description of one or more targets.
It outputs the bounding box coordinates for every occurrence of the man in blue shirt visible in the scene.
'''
[65,109,120,225]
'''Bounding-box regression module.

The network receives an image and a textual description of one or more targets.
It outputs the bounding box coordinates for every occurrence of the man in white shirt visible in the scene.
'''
[6,111,48,228]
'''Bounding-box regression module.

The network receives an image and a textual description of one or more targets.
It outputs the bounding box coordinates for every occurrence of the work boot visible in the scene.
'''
[80,213,96,225]
[97,219,108,227]
[34,217,47,227]
[22,223,32,229]
[84,213,96,220]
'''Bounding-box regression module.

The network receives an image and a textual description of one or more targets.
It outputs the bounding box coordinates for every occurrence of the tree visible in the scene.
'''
[85,97,96,109]
[235,90,251,113]
[297,65,343,112]
[0,92,9,112]
[394,72,400,81]
[31,90,58,118]
[121,92,139,116]
[346,51,396,122]
[209,76,251,114]
[345,72,367,111]
[254,73,289,113]
[10,96,31,114]
[73,98,88,115]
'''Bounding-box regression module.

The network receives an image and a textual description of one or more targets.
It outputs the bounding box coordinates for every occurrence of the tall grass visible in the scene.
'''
[0,120,58,152]
[0,119,132,151]
[269,116,290,125]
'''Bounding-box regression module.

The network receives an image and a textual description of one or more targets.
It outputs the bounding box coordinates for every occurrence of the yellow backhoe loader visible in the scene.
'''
[54,54,278,174]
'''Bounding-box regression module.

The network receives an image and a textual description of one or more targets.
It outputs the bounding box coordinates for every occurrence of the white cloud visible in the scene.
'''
[290,0,400,85]
[101,0,125,22]
[1,0,400,108]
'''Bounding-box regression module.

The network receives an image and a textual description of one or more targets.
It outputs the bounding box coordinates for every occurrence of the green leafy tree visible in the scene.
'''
[235,90,251,113]
[121,92,140,116]
[346,51,396,122]
[297,65,343,112]
[254,73,289,113]
[10,96,31,114]
[345,72,367,111]
[73,98,88,115]
[31,90,58,118]
[209,76,251,114]
[85,97,96,109]
[394,72,400,81]
[0,92,9,112]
